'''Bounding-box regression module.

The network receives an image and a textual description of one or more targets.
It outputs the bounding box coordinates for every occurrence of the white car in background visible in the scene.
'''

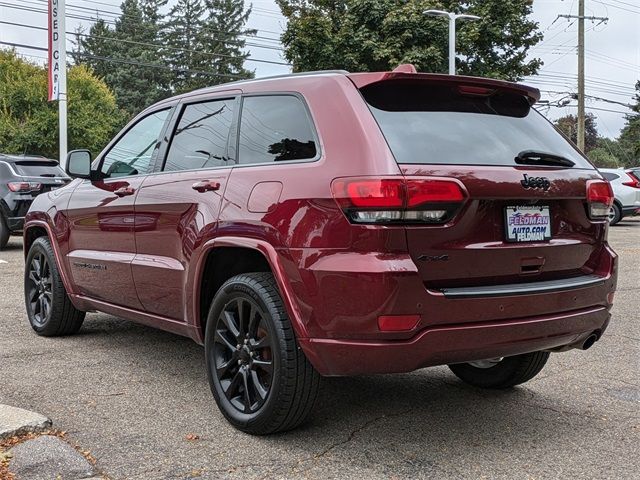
[599,168,640,225]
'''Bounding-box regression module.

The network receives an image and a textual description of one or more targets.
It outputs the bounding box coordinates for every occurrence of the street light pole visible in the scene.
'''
[424,10,481,75]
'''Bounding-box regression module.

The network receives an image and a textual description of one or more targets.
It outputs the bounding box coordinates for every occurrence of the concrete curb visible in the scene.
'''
[0,404,52,440]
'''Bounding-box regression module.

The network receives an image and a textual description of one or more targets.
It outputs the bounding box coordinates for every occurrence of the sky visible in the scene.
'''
[1,0,638,138]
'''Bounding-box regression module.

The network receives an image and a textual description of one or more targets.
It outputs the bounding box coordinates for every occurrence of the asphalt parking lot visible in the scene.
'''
[1,220,639,479]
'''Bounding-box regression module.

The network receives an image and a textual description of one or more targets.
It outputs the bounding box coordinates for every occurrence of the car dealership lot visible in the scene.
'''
[1,220,639,480]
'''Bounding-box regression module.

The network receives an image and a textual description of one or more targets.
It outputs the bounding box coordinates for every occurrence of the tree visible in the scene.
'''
[276,0,542,80]
[199,0,256,86]
[71,19,116,80]
[587,147,620,168]
[76,0,170,117]
[162,0,207,93]
[0,49,125,159]
[554,113,599,153]
[616,81,640,167]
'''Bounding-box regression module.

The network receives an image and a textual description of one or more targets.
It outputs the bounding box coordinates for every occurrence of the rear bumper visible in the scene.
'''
[300,306,611,376]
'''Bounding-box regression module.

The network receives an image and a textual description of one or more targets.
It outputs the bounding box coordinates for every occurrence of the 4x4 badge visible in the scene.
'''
[521,174,550,191]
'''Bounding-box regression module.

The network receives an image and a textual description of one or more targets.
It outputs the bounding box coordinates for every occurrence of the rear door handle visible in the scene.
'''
[192,180,221,193]
[114,186,135,197]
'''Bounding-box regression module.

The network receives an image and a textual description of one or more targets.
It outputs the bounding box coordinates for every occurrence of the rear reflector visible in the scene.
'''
[586,180,614,220]
[377,315,420,332]
[332,177,466,225]
[7,182,42,192]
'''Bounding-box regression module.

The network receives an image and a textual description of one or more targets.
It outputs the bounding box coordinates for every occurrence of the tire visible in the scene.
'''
[608,203,622,226]
[448,351,550,389]
[0,213,9,250]
[204,272,320,435]
[24,237,85,336]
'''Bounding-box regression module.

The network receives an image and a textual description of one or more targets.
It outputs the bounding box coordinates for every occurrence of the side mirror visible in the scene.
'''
[66,150,92,179]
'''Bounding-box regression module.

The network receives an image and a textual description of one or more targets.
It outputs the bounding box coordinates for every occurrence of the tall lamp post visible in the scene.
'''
[424,10,481,75]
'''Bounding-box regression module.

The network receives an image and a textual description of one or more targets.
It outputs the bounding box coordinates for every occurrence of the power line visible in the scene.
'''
[594,0,640,14]
[23,0,284,42]
[0,40,249,79]
[559,104,632,114]
[0,20,292,67]
[2,1,286,52]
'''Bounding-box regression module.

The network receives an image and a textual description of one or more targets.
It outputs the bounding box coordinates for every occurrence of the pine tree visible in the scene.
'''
[74,19,117,79]
[162,0,206,93]
[112,0,172,116]
[198,0,256,87]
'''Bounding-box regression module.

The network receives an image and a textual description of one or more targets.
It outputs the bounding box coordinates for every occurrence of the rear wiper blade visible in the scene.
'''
[515,150,575,167]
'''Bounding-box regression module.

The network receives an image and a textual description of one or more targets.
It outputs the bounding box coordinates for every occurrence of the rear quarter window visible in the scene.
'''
[12,160,66,177]
[361,81,593,169]
[601,172,620,181]
[238,95,318,165]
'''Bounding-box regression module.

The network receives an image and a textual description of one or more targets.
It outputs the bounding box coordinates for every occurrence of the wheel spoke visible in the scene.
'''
[247,305,259,338]
[216,358,235,378]
[38,296,46,318]
[251,336,270,350]
[41,257,49,278]
[28,270,39,284]
[220,310,240,340]
[237,299,247,339]
[33,257,41,277]
[241,367,251,412]
[224,370,243,401]
[252,359,273,374]
[214,330,236,352]
[29,287,39,303]
[41,296,49,319]
[250,370,268,400]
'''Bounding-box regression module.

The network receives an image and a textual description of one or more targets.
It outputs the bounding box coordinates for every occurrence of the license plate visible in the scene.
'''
[505,205,551,242]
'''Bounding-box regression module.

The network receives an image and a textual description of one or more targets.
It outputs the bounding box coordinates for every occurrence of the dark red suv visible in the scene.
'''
[23,67,617,434]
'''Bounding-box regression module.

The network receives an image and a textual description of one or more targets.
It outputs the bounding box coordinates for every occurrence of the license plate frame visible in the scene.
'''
[504,205,552,243]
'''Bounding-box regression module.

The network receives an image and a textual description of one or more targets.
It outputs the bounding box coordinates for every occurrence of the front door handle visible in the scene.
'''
[114,186,135,197]
[192,180,221,193]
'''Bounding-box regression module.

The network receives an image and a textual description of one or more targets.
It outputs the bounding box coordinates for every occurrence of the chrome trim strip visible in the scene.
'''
[440,274,605,298]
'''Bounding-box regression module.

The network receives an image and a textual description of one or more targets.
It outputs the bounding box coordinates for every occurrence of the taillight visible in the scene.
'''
[7,182,42,192]
[622,172,640,189]
[331,177,466,225]
[586,180,614,220]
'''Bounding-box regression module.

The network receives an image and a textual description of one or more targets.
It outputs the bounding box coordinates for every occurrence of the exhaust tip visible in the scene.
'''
[582,333,599,350]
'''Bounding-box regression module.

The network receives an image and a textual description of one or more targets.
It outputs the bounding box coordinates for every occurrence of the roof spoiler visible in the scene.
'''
[347,68,541,104]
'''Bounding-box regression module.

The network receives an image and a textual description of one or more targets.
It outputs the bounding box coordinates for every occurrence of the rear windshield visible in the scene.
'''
[361,81,593,169]
[12,160,66,177]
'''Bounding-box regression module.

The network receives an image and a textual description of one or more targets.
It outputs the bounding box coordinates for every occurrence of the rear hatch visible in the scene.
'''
[11,159,70,193]
[354,75,608,289]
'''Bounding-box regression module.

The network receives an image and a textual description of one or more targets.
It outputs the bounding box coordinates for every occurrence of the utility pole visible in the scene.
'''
[557,1,607,151]
[424,10,481,75]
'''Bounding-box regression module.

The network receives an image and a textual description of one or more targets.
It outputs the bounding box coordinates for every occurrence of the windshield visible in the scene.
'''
[361,81,593,169]
[13,160,66,177]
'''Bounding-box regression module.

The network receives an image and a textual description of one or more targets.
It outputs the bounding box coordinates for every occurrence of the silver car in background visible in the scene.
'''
[599,168,640,225]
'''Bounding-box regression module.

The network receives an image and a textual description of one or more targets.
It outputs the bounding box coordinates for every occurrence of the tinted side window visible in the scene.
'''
[238,95,317,164]
[164,98,236,171]
[601,172,619,181]
[101,109,169,178]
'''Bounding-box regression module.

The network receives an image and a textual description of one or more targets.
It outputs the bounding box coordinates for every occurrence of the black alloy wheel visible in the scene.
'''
[205,272,320,435]
[24,237,85,336]
[26,250,53,327]
[213,297,274,413]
